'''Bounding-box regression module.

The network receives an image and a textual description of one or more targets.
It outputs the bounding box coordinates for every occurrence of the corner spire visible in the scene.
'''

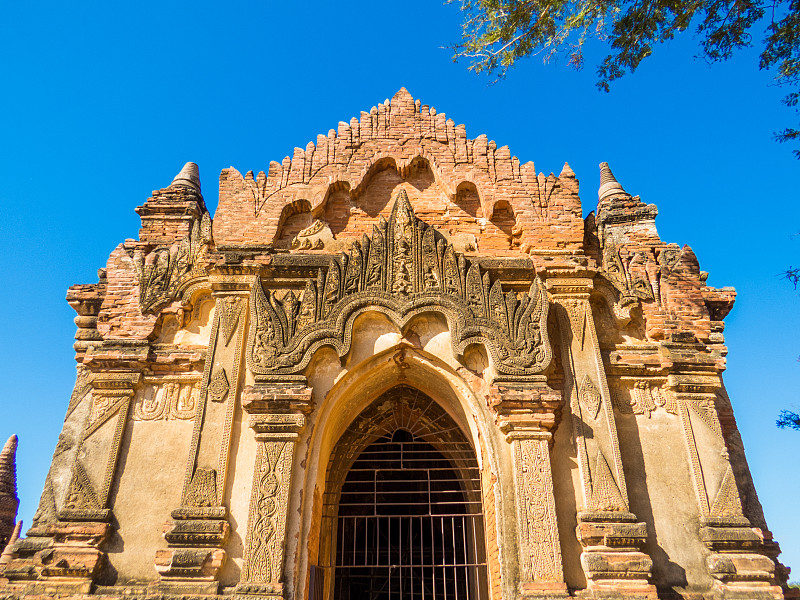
[0,435,19,550]
[0,435,17,497]
[0,519,20,559]
[598,162,627,201]
[169,162,201,193]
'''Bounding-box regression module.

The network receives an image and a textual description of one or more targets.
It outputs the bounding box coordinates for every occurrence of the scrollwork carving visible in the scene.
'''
[242,441,290,583]
[600,242,654,304]
[613,380,676,417]
[515,438,563,582]
[134,211,212,314]
[133,381,199,421]
[208,369,230,404]
[578,375,602,419]
[247,190,551,377]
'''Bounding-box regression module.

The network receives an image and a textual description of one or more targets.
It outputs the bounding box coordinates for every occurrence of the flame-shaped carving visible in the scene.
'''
[248,190,551,377]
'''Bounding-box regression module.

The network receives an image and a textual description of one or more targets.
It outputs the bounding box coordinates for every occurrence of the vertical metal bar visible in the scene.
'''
[410,517,414,600]
[450,517,456,564]
[462,515,468,567]
[431,516,437,600]
[443,516,448,600]
[420,515,425,600]
[427,468,432,515]
[464,517,471,600]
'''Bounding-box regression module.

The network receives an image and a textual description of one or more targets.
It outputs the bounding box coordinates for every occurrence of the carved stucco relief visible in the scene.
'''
[181,295,248,508]
[241,440,291,584]
[247,190,551,378]
[133,380,200,421]
[512,436,563,583]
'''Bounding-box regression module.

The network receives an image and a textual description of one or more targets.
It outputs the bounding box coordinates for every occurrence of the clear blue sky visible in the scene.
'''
[2,0,799,579]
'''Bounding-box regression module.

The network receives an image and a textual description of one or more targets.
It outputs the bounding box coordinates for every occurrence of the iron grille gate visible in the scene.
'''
[325,429,488,600]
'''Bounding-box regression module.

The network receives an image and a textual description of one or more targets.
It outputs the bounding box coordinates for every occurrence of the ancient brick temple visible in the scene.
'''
[0,89,791,600]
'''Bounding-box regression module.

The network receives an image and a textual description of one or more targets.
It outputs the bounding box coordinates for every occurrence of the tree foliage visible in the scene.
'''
[777,409,800,429]
[452,0,800,156]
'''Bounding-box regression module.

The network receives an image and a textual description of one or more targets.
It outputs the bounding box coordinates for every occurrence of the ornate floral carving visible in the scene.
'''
[590,451,627,512]
[600,243,654,304]
[186,467,217,508]
[687,398,724,439]
[578,375,602,419]
[613,381,676,417]
[709,465,744,518]
[134,211,212,314]
[242,441,290,583]
[133,381,199,421]
[64,462,100,511]
[219,297,244,346]
[515,438,563,582]
[248,190,551,377]
[208,369,230,404]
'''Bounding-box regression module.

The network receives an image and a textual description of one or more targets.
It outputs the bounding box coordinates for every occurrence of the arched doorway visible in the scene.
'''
[317,385,488,600]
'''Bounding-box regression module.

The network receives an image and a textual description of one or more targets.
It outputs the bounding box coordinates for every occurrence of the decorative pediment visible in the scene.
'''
[247,190,551,377]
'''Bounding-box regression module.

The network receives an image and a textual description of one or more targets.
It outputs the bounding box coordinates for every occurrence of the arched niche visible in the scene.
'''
[455,181,483,219]
[319,385,488,600]
[275,199,313,249]
[477,200,516,252]
[292,345,513,600]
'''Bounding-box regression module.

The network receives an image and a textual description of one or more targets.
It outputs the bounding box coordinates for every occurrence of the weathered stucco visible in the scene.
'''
[0,89,790,600]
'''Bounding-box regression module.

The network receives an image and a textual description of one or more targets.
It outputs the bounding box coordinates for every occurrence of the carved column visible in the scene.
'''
[157,274,251,593]
[547,272,656,598]
[492,380,568,599]
[3,371,139,592]
[234,381,311,600]
[665,345,783,599]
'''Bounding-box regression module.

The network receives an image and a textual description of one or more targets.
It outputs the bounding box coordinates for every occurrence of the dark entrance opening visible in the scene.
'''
[319,386,488,600]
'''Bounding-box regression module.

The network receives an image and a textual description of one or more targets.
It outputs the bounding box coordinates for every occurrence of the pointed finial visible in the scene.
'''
[169,162,201,193]
[0,435,17,497]
[559,162,575,178]
[598,162,627,201]
[393,87,413,101]
[0,435,19,550]
[0,520,21,560]
[391,88,415,114]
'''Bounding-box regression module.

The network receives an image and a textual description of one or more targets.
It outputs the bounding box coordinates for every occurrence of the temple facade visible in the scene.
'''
[0,88,791,600]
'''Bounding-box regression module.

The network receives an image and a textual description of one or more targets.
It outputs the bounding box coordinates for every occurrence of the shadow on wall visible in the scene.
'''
[617,412,688,594]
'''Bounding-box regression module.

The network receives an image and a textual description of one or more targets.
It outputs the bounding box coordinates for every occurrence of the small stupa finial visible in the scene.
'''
[0,435,19,551]
[169,162,201,193]
[0,519,21,560]
[598,162,627,201]
[0,435,17,498]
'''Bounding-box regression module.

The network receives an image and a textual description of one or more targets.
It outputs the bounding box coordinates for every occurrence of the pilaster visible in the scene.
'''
[665,341,783,599]
[547,271,656,599]
[234,380,312,600]
[491,380,568,599]
[156,273,252,593]
[3,372,139,592]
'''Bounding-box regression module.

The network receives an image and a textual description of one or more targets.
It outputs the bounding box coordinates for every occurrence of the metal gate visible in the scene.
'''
[328,427,488,600]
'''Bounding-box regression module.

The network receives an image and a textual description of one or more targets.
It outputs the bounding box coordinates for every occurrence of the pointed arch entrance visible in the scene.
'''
[317,385,489,600]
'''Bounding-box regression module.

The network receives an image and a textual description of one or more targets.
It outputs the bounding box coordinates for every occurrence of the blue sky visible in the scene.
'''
[2,0,799,579]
